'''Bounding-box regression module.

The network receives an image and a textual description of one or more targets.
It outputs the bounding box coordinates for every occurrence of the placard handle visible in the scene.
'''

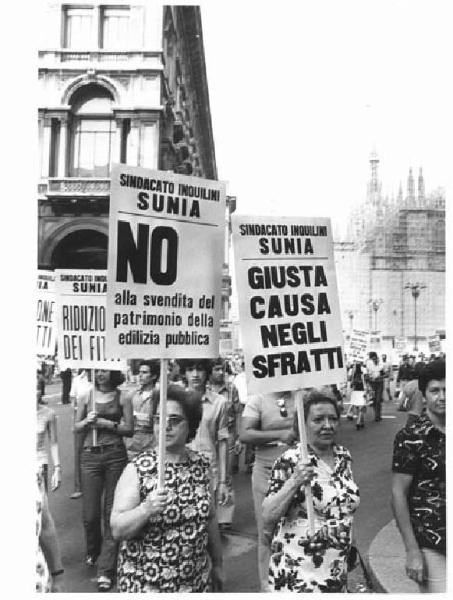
[157,359,168,489]
[294,389,315,536]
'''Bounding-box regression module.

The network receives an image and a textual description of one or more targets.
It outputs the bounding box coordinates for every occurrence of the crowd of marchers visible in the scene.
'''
[36,352,445,593]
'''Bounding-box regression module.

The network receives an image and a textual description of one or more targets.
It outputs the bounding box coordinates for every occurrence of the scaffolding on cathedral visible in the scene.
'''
[335,153,445,357]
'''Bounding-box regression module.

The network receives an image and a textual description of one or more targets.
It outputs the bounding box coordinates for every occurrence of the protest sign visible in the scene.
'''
[369,332,382,352]
[428,334,441,354]
[55,269,126,369]
[394,336,407,354]
[232,215,345,395]
[105,164,226,359]
[348,329,370,363]
[37,270,57,356]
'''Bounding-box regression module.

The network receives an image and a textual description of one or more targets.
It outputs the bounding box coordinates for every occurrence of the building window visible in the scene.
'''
[69,85,115,177]
[64,6,94,48]
[49,119,61,177]
[101,6,130,48]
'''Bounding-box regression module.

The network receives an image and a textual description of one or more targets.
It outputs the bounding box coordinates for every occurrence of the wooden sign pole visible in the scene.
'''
[294,389,315,536]
[157,358,168,489]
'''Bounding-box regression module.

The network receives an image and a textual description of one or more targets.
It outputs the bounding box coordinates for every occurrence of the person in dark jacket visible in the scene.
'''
[60,368,73,405]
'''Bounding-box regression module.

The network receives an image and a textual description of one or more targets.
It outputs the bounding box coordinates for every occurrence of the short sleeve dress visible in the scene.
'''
[267,443,360,593]
[117,449,212,593]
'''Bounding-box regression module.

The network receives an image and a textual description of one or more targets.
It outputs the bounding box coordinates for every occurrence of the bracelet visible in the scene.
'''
[51,569,64,577]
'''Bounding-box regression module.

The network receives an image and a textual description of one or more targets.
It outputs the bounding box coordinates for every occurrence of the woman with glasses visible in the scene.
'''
[240,390,297,592]
[262,388,360,593]
[111,385,224,593]
[74,369,133,591]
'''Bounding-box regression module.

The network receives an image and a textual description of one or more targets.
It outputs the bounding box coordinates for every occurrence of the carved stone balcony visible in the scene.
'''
[44,178,111,198]
[38,50,162,71]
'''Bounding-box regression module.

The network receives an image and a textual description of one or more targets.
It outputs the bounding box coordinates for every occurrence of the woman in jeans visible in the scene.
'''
[74,369,133,591]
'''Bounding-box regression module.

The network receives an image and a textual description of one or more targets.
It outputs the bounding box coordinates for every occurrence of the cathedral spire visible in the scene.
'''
[407,167,415,204]
[418,167,425,205]
[368,149,382,206]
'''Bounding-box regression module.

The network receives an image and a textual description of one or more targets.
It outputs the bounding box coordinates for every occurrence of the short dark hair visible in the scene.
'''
[151,385,203,442]
[418,359,446,397]
[292,388,341,437]
[139,360,160,379]
[177,358,212,377]
[94,370,125,389]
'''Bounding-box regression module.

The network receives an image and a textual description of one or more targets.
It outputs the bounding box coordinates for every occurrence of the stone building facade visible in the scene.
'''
[335,152,445,354]
[38,1,235,347]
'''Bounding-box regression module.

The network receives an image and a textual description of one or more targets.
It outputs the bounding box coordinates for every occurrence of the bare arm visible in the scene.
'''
[262,460,314,533]
[110,463,167,540]
[391,472,425,583]
[73,393,90,432]
[47,413,61,490]
[240,415,295,446]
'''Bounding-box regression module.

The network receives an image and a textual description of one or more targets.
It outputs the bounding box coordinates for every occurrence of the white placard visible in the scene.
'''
[55,269,126,369]
[347,329,371,363]
[37,270,57,356]
[106,164,226,359]
[232,215,345,395]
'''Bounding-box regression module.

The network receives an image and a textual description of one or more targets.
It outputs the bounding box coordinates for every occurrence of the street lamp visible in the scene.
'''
[368,299,383,333]
[404,283,426,351]
[345,310,355,331]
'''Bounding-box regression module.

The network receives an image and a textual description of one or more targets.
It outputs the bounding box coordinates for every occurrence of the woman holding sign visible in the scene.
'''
[111,385,224,592]
[262,389,360,593]
[74,369,133,592]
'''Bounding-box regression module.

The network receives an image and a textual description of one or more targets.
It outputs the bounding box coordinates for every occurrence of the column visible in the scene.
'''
[58,116,69,177]
[114,118,123,163]
[41,116,52,178]
[127,119,140,167]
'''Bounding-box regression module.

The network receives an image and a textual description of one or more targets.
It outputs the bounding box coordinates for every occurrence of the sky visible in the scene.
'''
[200,0,451,236]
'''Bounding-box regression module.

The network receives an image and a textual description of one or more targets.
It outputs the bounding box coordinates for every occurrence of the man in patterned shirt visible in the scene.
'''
[391,359,446,592]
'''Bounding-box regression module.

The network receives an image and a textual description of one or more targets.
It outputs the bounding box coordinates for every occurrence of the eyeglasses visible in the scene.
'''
[277,397,288,418]
[154,415,186,427]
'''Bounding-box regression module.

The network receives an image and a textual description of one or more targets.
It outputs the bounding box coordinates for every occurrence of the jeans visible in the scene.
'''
[251,458,273,592]
[370,380,384,420]
[81,444,128,578]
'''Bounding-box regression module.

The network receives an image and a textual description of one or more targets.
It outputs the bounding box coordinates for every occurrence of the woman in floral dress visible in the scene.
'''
[263,389,360,593]
[111,385,224,592]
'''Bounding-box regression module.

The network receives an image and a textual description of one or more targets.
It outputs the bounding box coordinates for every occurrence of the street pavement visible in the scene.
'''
[42,380,407,593]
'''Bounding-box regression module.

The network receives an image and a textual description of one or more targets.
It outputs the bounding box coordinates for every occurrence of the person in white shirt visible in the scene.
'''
[366,352,385,421]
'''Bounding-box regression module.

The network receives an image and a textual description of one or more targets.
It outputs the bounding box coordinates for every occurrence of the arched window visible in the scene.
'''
[69,84,115,177]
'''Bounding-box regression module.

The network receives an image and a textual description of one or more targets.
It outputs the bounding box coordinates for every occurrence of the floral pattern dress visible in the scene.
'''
[36,471,51,593]
[117,449,212,593]
[267,443,360,593]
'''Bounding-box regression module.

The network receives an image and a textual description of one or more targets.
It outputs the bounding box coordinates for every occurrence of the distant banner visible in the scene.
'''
[394,336,407,354]
[348,329,370,363]
[369,332,382,351]
[232,215,345,395]
[55,269,126,370]
[428,335,441,353]
[105,164,226,359]
[37,270,57,356]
